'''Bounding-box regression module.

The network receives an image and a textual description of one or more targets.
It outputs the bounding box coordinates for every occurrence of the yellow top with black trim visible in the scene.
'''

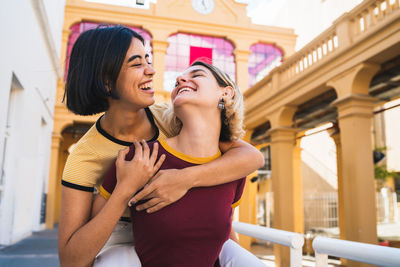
[62,104,172,191]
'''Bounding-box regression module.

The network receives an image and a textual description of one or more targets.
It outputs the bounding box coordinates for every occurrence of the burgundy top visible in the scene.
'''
[100,139,246,267]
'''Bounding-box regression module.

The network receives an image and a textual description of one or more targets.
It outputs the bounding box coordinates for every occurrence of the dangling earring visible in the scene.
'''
[218,98,225,110]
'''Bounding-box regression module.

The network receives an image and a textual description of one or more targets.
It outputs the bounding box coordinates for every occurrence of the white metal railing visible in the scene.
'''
[233,221,304,267]
[313,236,400,266]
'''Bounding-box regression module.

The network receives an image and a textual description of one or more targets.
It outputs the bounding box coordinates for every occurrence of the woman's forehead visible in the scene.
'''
[125,38,145,56]
[183,65,210,75]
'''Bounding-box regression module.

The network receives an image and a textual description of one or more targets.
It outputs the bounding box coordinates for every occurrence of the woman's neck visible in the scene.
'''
[167,110,220,158]
[101,104,154,142]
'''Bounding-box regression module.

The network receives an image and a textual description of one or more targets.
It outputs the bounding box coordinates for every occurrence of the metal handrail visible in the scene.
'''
[233,221,304,267]
[313,236,400,266]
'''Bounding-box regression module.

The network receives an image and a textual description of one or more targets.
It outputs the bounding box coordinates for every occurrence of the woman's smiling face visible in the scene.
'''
[171,64,222,110]
[113,37,155,109]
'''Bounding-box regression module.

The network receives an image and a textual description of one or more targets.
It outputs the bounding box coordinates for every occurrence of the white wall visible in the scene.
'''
[0,0,65,245]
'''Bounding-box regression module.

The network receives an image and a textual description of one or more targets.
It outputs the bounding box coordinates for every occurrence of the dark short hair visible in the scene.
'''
[63,25,145,115]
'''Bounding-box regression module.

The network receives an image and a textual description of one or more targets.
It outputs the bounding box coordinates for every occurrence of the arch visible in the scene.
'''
[327,63,380,99]
[248,42,283,87]
[62,123,92,136]
[369,59,400,102]
[163,32,236,92]
[267,105,297,129]
[64,21,153,79]
[53,120,74,135]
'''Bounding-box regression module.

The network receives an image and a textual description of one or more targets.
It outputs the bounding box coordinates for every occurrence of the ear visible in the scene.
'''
[105,81,112,96]
[222,86,235,99]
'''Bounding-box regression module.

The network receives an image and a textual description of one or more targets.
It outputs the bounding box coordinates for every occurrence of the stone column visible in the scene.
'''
[45,133,63,229]
[327,62,379,267]
[329,128,348,266]
[151,39,169,101]
[238,130,258,250]
[329,128,346,240]
[234,49,250,92]
[293,138,304,233]
[269,127,303,267]
[333,94,377,267]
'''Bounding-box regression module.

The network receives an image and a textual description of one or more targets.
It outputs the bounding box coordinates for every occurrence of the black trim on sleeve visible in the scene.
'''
[95,107,159,145]
[61,180,95,192]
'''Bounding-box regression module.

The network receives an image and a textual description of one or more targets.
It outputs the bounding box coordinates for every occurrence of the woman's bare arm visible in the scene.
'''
[58,141,164,267]
[58,186,131,267]
[130,139,263,212]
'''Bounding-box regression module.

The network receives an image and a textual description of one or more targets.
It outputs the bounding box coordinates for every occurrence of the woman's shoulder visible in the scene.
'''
[149,102,170,112]
[67,124,99,156]
[71,120,128,155]
[62,123,128,189]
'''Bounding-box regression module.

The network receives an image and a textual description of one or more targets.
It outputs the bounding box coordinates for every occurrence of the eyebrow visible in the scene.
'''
[127,54,150,63]
[189,69,207,75]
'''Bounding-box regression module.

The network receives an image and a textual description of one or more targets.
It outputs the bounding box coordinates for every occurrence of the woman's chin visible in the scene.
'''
[172,95,189,106]
[133,97,155,109]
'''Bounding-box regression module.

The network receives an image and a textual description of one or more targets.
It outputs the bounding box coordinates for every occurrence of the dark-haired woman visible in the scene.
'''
[58,26,264,267]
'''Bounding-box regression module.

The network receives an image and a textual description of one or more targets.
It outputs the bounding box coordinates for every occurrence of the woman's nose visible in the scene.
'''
[176,75,187,84]
[145,64,155,76]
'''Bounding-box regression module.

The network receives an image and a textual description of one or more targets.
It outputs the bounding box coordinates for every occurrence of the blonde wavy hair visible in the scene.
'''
[162,61,245,142]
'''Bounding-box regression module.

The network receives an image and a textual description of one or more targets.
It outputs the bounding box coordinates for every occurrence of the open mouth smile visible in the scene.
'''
[177,86,196,95]
[139,81,153,91]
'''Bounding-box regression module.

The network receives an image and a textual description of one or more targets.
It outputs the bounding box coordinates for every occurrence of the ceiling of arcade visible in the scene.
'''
[250,54,400,144]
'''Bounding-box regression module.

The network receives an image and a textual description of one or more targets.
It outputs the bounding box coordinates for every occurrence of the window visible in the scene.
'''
[258,146,271,180]
[164,33,235,92]
[248,43,283,87]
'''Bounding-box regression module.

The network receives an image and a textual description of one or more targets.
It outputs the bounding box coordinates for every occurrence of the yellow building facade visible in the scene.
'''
[47,0,400,266]
[47,0,296,254]
[245,0,400,266]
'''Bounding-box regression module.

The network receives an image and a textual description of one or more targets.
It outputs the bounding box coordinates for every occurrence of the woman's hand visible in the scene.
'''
[128,139,263,213]
[128,168,192,213]
[115,140,165,199]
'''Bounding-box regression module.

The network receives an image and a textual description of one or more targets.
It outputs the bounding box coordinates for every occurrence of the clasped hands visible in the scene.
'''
[116,140,192,213]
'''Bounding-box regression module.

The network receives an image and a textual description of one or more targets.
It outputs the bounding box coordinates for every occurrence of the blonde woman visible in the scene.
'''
[97,61,266,266]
